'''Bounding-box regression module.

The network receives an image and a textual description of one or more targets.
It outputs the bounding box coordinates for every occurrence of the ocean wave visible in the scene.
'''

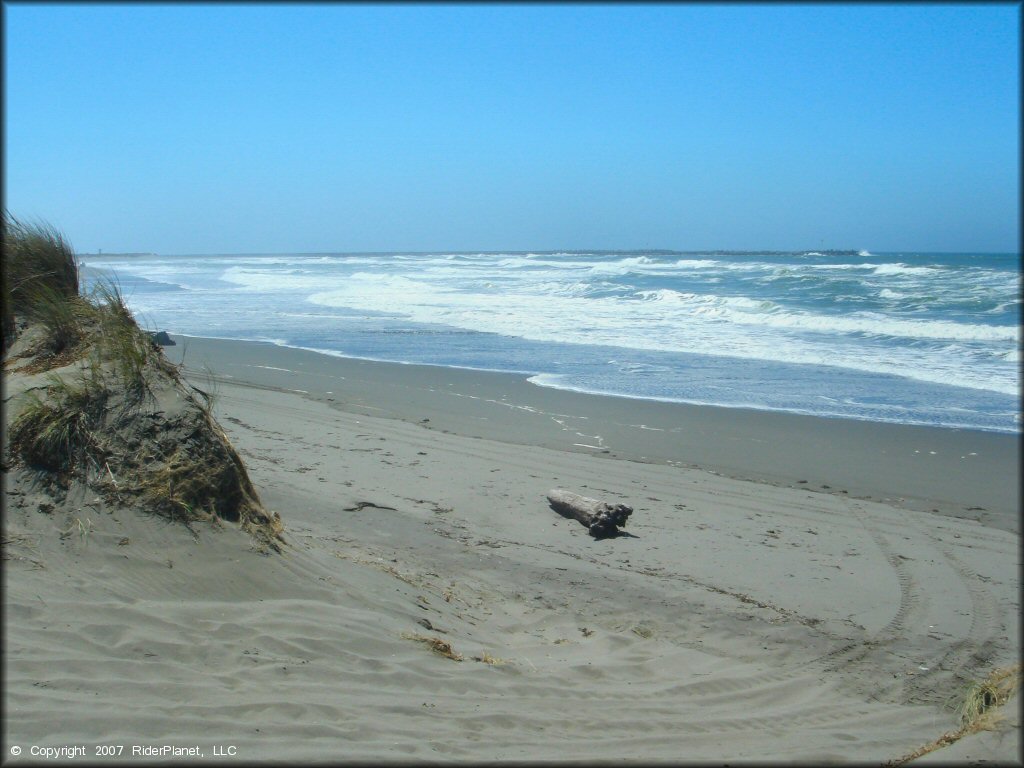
[799,262,941,276]
[303,273,1018,394]
[629,288,1016,342]
[525,372,1015,432]
[607,360,675,375]
[221,266,329,291]
[869,263,942,276]
[673,259,722,269]
[104,251,1019,413]
[586,256,657,274]
[878,288,906,300]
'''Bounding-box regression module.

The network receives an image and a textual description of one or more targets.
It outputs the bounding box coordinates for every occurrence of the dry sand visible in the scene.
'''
[3,335,1020,763]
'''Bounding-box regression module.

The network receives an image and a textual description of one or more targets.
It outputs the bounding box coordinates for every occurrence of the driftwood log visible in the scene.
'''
[546,489,632,539]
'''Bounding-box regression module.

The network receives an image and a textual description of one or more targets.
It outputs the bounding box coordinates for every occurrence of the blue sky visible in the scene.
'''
[4,3,1020,254]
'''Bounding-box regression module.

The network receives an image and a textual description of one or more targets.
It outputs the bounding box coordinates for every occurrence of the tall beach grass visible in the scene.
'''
[2,213,79,353]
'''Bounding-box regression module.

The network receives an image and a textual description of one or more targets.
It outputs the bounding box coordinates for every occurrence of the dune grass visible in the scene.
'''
[3,213,79,354]
[9,373,108,475]
[21,284,94,356]
[58,516,96,545]
[956,664,1020,731]
[5,214,286,552]
[2,213,79,309]
[4,211,88,359]
[90,278,163,399]
[3,213,161,385]
[886,663,1021,765]
[6,277,160,475]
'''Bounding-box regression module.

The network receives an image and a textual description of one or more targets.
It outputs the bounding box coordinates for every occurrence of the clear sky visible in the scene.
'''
[3,3,1020,254]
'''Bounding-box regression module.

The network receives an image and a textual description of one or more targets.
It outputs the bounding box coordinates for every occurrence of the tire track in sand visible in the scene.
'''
[810,499,1006,710]
[810,500,928,681]
[894,535,1003,707]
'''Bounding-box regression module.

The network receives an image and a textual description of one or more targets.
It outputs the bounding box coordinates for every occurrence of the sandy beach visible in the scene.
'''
[4,335,1020,763]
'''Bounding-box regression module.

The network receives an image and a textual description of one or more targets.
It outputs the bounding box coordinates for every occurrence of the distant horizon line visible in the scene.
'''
[77,248,1021,258]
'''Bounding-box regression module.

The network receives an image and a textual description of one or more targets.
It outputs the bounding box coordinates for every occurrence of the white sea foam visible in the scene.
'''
[878,288,905,299]
[524,373,958,429]
[673,259,722,269]
[304,271,1018,395]
[587,256,656,274]
[86,250,1020,427]
[870,263,942,276]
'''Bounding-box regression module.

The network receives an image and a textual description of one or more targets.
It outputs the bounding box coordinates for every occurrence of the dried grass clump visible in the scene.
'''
[957,663,1020,731]
[117,404,284,551]
[886,663,1021,765]
[402,633,464,661]
[472,652,510,666]
[9,374,285,552]
[9,374,108,475]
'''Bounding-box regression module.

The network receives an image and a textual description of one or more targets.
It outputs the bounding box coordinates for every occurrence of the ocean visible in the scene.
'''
[80,250,1021,434]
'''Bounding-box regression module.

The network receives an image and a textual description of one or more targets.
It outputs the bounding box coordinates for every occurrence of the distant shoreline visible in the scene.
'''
[78,252,158,258]
[79,249,1020,259]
